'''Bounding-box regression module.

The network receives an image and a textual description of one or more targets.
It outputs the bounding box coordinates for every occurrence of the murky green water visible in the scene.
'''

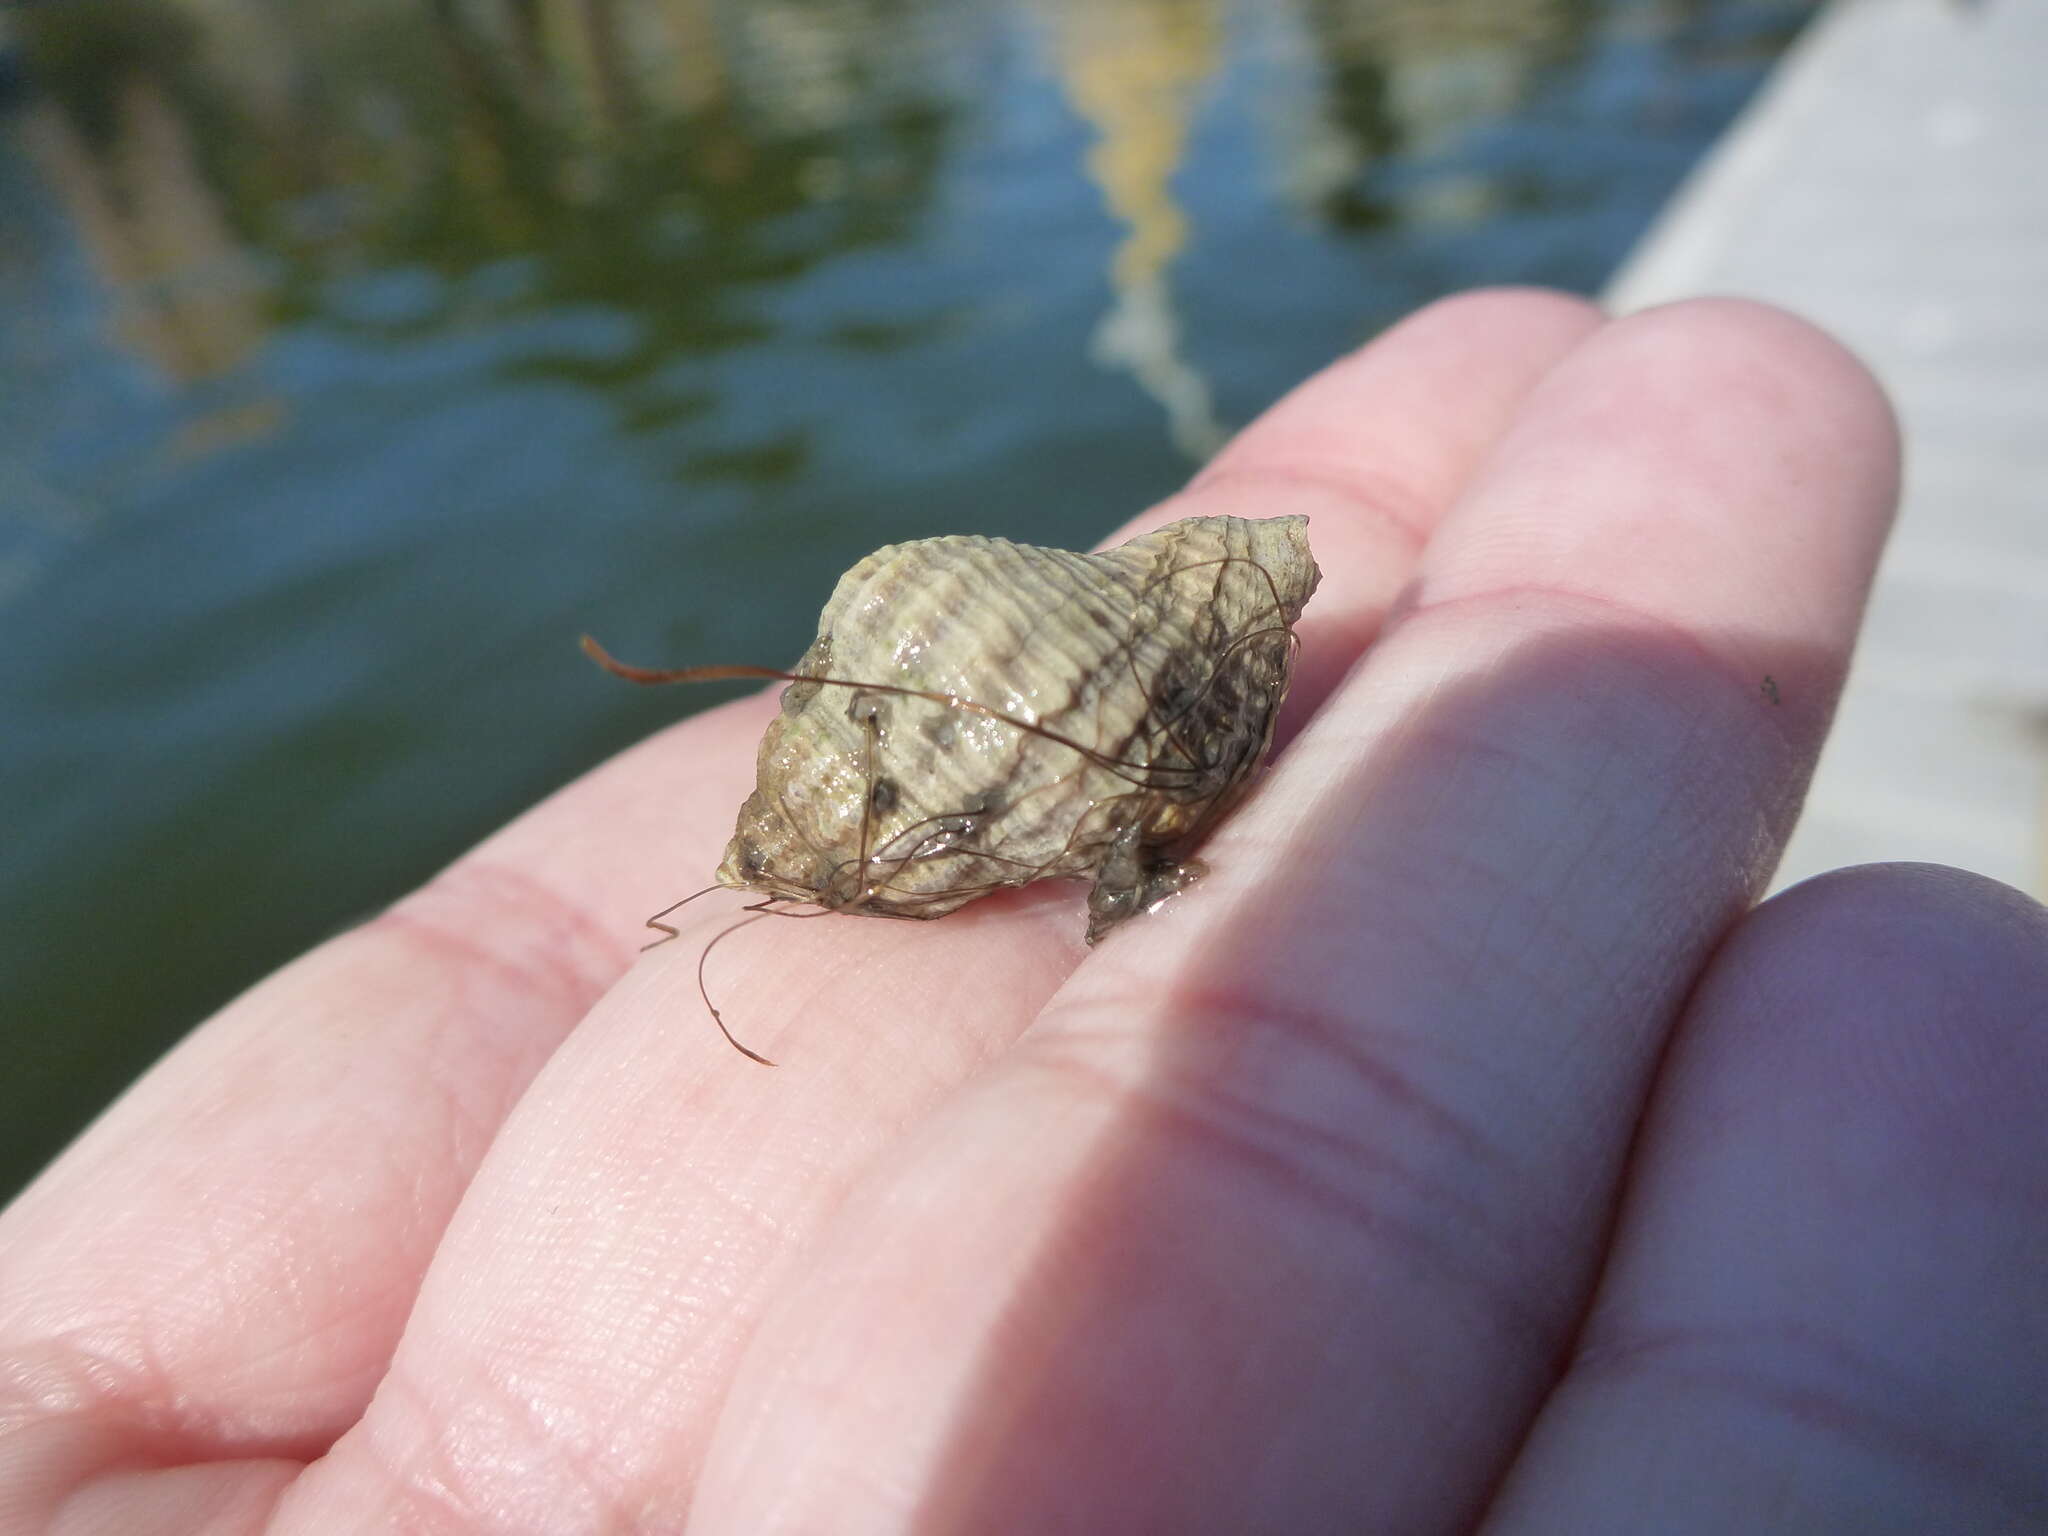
[0,0,1813,1193]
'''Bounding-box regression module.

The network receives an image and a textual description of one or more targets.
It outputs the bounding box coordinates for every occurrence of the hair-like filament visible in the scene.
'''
[585,542,1304,1065]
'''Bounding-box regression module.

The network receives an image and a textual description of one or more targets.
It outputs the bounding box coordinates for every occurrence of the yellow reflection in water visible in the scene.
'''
[1036,0,1226,460]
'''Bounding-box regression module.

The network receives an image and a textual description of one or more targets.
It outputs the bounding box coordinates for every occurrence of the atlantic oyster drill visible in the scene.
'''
[585,512,1320,956]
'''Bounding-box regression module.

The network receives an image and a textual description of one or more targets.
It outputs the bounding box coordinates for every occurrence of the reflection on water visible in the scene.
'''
[0,0,1815,1190]
[1040,0,1225,456]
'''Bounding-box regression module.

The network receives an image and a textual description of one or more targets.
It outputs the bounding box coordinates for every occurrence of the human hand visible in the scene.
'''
[6,291,2044,1534]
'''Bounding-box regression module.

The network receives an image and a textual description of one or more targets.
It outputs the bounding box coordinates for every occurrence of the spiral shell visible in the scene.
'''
[720,514,1319,942]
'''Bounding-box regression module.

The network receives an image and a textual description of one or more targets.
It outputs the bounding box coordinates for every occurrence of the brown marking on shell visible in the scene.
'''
[711,514,1319,943]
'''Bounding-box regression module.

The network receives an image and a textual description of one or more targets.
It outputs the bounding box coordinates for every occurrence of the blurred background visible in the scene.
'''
[0,0,1821,1196]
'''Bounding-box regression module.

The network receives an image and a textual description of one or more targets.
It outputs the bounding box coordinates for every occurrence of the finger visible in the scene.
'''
[1181,288,1606,721]
[262,291,1603,1527]
[1487,865,2048,1534]
[688,300,1900,1534]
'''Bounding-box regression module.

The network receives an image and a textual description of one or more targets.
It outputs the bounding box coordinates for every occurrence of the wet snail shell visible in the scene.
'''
[584,512,1320,1059]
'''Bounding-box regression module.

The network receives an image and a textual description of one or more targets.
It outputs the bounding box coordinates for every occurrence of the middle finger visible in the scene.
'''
[691,300,1897,1534]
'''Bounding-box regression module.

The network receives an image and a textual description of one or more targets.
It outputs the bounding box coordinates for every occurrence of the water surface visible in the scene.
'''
[0,0,1815,1192]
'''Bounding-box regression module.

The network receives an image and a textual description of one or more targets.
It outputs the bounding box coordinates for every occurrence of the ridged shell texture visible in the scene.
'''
[719,514,1320,941]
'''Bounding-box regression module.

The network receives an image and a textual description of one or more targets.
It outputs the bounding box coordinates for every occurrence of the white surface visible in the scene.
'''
[1607,0,2048,898]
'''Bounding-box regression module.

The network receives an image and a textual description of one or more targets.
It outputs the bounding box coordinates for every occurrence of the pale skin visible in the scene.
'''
[4,291,2046,1533]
